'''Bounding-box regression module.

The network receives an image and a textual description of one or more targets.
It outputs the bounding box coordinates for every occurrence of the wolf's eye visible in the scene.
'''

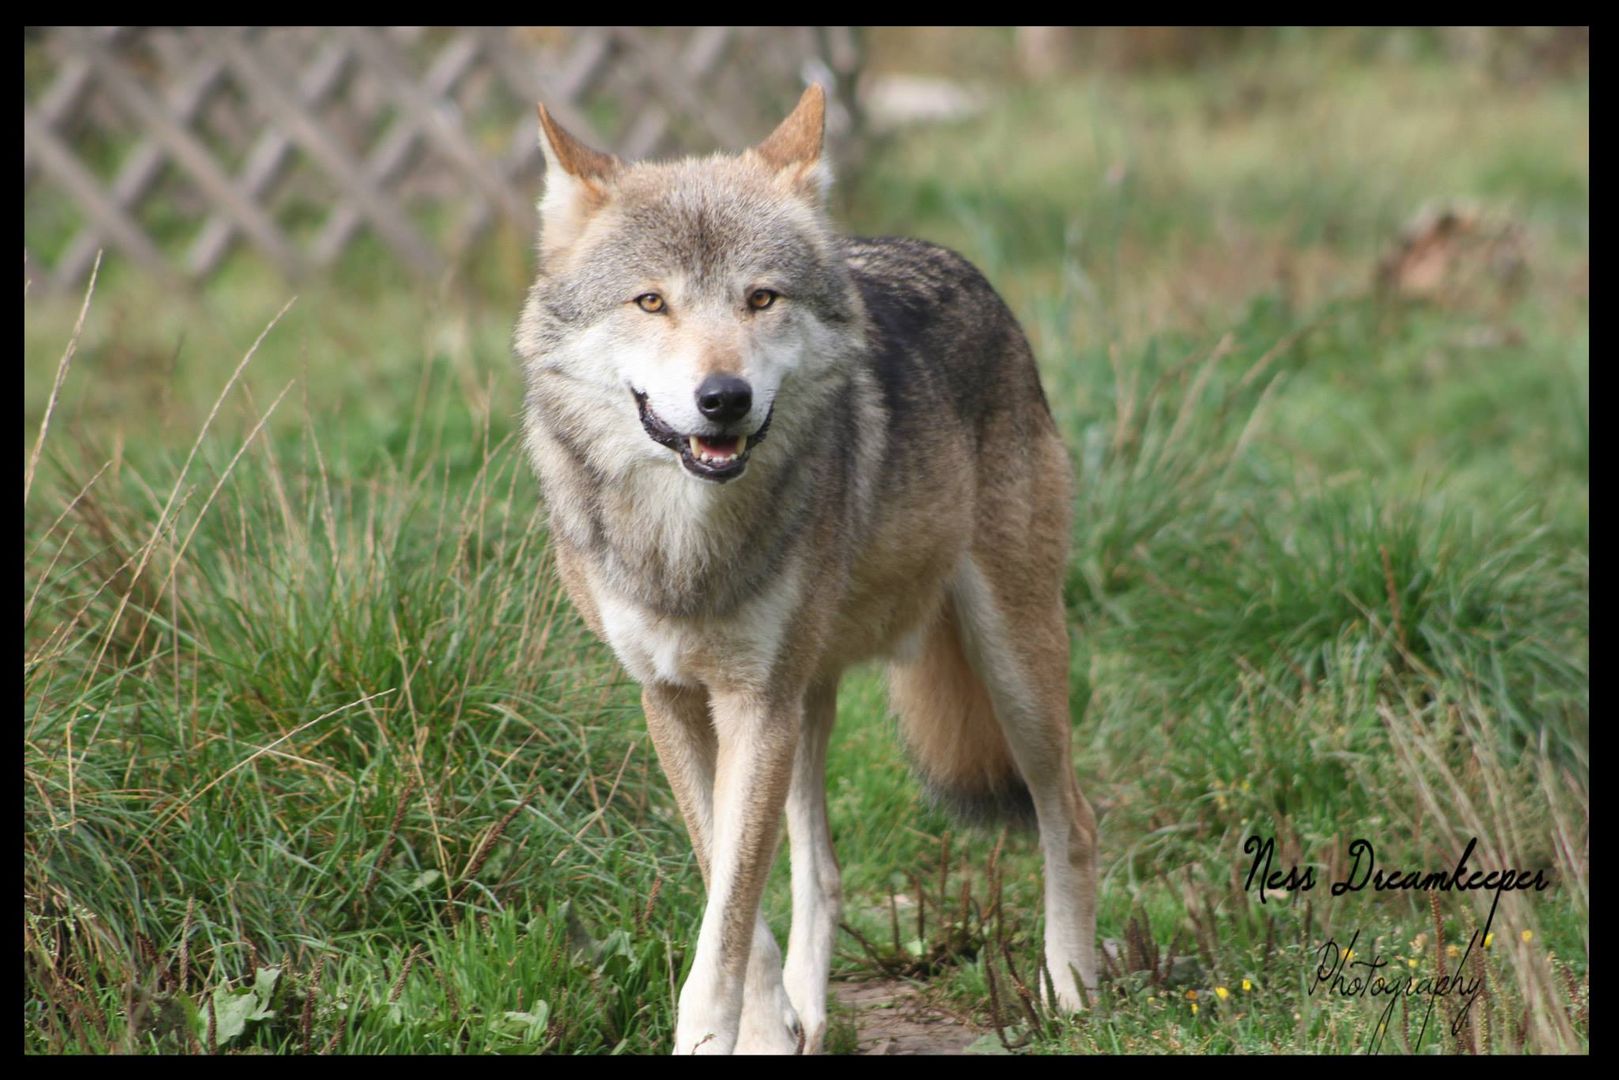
[635,293,666,314]
[747,289,779,311]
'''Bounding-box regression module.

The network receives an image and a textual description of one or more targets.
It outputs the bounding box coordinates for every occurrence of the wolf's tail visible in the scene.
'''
[886,597,1036,828]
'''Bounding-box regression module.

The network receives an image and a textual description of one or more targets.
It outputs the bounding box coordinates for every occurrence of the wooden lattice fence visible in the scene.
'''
[22,26,862,291]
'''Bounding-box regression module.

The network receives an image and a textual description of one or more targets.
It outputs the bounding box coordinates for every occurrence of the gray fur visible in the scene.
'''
[513,100,1096,1051]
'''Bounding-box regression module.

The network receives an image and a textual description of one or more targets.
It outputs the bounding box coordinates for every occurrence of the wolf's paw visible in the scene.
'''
[734,990,804,1054]
[1045,982,1094,1014]
[795,1010,826,1055]
[784,965,829,1053]
[1041,957,1099,1014]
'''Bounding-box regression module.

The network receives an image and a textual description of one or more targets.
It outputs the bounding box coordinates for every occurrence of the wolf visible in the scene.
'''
[514,84,1098,1055]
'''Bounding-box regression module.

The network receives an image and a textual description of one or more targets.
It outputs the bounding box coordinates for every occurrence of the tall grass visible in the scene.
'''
[23,305,708,1052]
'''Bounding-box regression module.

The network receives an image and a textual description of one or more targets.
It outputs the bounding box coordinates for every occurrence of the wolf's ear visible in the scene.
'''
[752,83,831,203]
[536,104,620,258]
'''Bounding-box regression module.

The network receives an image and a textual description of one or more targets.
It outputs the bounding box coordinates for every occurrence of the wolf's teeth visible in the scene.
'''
[685,434,746,468]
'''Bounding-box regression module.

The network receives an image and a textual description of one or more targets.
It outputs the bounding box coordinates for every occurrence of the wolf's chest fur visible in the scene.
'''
[555,465,961,690]
[583,543,809,688]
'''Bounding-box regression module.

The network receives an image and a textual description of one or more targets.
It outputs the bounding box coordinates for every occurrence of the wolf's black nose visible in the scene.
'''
[696,375,752,424]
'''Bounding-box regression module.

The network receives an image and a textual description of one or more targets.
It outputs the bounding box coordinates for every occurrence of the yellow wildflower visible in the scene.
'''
[1216,986,1230,1001]
[1521,929,1534,944]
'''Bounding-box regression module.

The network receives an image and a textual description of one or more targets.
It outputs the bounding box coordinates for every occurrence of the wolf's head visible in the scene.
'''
[516,86,862,485]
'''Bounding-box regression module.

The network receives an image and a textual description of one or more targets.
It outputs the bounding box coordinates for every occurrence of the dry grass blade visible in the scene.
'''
[1379,543,1408,652]
[1002,940,1045,1033]
[300,953,324,1055]
[178,896,195,988]
[24,460,111,626]
[388,945,420,1005]
[360,779,418,912]
[25,250,100,508]
[1163,331,1234,452]
[450,788,535,906]
[639,873,663,932]
[839,920,900,977]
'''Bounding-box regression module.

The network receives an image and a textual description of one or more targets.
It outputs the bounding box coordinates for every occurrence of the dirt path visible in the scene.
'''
[832,978,995,1055]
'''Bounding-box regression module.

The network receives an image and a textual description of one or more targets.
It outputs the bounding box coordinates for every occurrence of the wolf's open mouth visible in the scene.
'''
[632,389,773,483]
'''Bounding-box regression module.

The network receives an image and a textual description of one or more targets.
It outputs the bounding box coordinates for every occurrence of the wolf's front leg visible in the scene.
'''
[642,685,801,1053]
[670,687,800,1055]
[782,679,841,1053]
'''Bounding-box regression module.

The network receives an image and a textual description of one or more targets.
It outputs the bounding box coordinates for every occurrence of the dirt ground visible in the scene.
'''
[832,978,996,1055]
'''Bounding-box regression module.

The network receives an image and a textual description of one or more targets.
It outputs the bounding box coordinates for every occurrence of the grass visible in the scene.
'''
[24,34,1586,1054]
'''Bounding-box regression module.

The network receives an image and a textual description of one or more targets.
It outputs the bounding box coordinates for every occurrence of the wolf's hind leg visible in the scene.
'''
[949,556,1099,1010]
[782,679,841,1053]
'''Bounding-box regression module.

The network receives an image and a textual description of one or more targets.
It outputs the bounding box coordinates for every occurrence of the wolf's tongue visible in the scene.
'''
[696,435,739,455]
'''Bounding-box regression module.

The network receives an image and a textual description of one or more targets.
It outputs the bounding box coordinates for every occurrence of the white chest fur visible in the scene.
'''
[586,558,806,689]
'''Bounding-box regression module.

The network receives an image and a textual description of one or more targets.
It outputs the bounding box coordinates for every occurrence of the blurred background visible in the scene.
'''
[25,28,1587,1055]
[22,27,1590,457]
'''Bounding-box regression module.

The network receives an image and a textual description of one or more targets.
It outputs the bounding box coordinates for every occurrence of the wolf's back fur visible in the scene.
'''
[840,235,1062,825]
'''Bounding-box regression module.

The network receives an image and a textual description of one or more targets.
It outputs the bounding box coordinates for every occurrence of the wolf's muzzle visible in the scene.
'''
[632,388,773,484]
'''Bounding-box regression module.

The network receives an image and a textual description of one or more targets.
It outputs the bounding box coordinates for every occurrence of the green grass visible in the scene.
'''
[25,36,1586,1054]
